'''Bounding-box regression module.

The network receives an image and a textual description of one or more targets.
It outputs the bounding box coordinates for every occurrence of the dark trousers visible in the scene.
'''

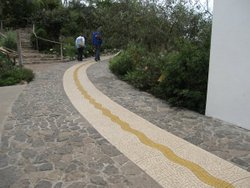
[94,46,101,61]
[77,47,84,61]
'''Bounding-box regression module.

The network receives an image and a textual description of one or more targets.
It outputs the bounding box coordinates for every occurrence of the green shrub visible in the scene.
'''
[83,44,94,58]
[63,44,76,59]
[0,54,34,86]
[0,67,34,86]
[124,55,162,90]
[109,51,133,76]
[0,31,17,50]
[61,37,75,59]
[109,39,210,114]
[158,40,209,113]
[109,43,145,76]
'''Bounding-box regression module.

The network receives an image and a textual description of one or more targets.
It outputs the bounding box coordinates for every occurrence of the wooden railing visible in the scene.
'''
[0,31,6,38]
[0,27,22,65]
[32,24,63,60]
[0,46,18,64]
[0,30,19,64]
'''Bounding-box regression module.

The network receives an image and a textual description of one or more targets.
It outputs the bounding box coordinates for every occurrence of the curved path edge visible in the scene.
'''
[63,58,250,188]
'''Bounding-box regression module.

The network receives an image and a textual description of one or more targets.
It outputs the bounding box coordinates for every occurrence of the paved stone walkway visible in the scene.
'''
[0,57,250,188]
[87,60,250,173]
[0,61,161,188]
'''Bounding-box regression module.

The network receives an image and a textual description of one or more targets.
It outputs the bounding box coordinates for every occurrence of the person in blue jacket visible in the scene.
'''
[92,27,102,62]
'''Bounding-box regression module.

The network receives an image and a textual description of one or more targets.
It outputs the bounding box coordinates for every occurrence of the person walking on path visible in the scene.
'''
[92,28,102,62]
[75,35,85,61]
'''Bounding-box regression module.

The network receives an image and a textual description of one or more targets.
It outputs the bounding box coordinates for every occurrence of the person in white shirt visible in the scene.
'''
[75,35,85,61]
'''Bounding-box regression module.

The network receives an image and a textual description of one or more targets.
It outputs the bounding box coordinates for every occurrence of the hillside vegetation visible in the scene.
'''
[0,0,212,113]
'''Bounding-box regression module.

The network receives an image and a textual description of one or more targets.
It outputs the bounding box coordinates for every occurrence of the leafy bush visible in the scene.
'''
[157,40,210,113]
[83,44,95,58]
[0,54,34,86]
[109,43,145,76]
[63,44,76,59]
[124,55,162,90]
[0,67,34,86]
[0,31,17,50]
[109,38,210,114]
[62,37,76,59]
[0,54,13,70]
[109,51,133,76]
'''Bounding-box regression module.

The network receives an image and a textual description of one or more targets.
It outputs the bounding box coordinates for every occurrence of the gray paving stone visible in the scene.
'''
[24,164,37,173]
[231,157,249,167]
[107,174,126,184]
[87,127,99,135]
[39,163,53,171]
[1,136,9,150]
[55,161,67,171]
[32,139,45,147]
[0,153,8,168]
[35,180,52,188]
[100,143,121,157]
[185,135,204,145]
[66,182,86,188]
[65,163,77,173]
[97,156,114,165]
[72,160,83,166]
[88,162,104,171]
[90,176,107,186]
[12,179,31,188]
[4,123,14,130]
[56,144,73,155]
[86,185,99,188]
[53,182,63,188]
[44,134,56,142]
[14,130,27,142]
[120,161,143,175]
[0,166,20,188]
[34,153,48,164]
[22,148,37,159]
[103,164,119,175]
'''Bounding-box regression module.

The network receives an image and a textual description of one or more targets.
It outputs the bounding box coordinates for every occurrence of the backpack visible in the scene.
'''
[92,32,102,46]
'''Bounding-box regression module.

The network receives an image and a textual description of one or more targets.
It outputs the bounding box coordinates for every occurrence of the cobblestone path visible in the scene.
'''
[87,60,250,172]
[0,62,162,188]
[1,58,250,188]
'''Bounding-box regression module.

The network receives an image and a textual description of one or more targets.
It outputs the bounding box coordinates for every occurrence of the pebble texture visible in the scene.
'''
[87,60,250,172]
[0,62,162,188]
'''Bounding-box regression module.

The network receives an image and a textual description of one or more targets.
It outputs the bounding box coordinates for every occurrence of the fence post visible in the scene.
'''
[36,38,39,50]
[0,20,3,30]
[60,43,63,61]
[16,30,23,66]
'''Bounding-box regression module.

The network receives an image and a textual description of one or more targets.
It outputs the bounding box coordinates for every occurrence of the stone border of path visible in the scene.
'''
[87,58,250,173]
[63,60,250,188]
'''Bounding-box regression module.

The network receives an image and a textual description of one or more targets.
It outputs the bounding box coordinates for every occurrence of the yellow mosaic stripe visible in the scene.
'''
[74,63,234,188]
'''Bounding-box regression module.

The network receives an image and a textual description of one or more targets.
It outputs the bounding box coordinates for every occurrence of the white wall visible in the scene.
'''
[206,0,250,130]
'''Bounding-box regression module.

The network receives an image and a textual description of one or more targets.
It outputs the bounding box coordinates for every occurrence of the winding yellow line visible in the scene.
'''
[74,63,234,188]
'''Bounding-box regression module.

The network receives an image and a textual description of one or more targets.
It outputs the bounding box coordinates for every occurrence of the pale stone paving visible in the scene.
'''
[87,60,250,172]
[0,62,162,188]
